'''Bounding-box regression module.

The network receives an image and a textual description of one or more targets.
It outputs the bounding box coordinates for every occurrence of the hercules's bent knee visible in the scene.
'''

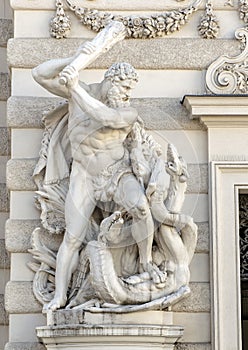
[63,230,83,250]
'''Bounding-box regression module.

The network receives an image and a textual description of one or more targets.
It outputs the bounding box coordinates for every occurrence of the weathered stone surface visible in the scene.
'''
[7,97,62,129]
[0,128,10,156]
[0,19,13,47]
[7,159,37,191]
[6,158,208,193]
[196,223,209,253]
[5,281,42,314]
[5,342,45,350]
[7,96,204,130]
[187,164,208,194]
[172,283,210,312]
[0,239,10,268]
[132,98,203,130]
[176,344,211,350]
[0,183,9,212]
[5,219,63,253]
[5,281,208,313]
[5,219,39,253]
[0,294,9,325]
[0,73,10,100]
[7,38,240,70]
[5,219,208,253]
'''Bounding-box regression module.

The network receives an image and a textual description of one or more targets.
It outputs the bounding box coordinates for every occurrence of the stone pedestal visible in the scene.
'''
[36,310,183,350]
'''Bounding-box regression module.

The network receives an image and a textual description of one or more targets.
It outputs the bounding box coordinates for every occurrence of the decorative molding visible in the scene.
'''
[50,0,71,38]
[50,0,203,39]
[206,27,248,94]
[239,0,248,23]
[210,162,248,350]
[198,0,219,39]
[239,194,248,281]
[183,95,248,127]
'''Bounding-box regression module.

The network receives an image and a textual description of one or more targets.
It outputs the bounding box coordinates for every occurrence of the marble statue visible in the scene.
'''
[28,21,198,313]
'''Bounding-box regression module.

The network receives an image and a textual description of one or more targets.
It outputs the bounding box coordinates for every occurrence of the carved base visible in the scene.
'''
[37,310,183,350]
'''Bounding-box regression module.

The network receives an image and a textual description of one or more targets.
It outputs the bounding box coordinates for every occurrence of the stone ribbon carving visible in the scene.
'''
[206,27,248,94]
[28,22,198,313]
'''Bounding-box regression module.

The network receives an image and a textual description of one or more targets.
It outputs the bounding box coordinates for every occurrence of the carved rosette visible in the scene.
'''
[206,27,248,94]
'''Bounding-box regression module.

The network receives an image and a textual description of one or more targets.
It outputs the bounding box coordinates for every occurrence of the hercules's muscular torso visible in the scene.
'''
[67,97,135,177]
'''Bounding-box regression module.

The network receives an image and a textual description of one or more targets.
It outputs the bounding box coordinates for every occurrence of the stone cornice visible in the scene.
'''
[183,95,248,128]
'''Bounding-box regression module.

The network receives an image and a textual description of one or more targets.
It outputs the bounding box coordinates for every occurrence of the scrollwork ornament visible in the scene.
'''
[206,27,248,94]
[50,0,71,39]
[198,0,219,39]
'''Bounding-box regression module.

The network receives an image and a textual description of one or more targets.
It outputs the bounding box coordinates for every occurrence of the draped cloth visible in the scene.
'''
[33,101,72,234]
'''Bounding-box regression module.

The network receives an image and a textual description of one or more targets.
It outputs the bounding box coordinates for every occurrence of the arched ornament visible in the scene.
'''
[206,27,248,94]
[51,0,203,39]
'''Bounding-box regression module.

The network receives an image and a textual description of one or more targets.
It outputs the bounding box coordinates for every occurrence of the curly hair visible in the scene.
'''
[104,62,138,83]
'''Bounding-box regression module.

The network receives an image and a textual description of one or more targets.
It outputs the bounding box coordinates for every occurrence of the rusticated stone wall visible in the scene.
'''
[0,1,13,349]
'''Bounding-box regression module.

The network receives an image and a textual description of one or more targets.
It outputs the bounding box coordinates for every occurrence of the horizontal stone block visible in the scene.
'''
[7,159,37,191]
[0,128,10,156]
[0,183,9,212]
[10,0,234,10]
[0,19,13,47]
[0,213,9,240]
[12,68,205,98]
[0,239,10,268]
[10,191,40,219]
[13,10,241,40]
[5,281,42,314]
[187,164,207,194]
[7,96,60,129]
[0,294,9,325]
[0,325,9,349]
[0,101,7,126]
[11,129,44,159]
[196,222,209,253]
[6,159,207,193]
[5,219,63,253]
[0,47,8,74]
[0,73,10,100]
[0,156,8,182]
[11,253,35,282]
[173,312,210,343]
[190,253,209,283]
[175,344,211,350]
[5,219,208,253]
[5,280,208,314]
[9,314,46,342]
[172,282,210,312]
[7,96,204,130]
[7,38,240,70]
[5,342,46,350]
